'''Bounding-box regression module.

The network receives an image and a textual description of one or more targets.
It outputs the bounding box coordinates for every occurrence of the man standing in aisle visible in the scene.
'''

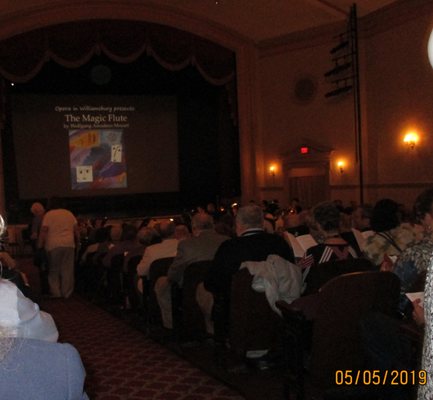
[39,198,79,298]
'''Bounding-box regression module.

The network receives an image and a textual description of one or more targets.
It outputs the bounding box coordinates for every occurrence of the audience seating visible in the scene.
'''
[229,268,282,357]
[145,257,174,327]
[76,251,97,294]
[171,260,212,341]
[303,257,377,296]
[277,271,400,399]
[91,252,109,302]
[125,255,142,310]
[107,253,125,305]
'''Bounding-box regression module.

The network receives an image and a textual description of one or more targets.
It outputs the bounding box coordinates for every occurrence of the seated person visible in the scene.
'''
[0,250,36,301]
[102,224,139,268]
[203,204,294,345]
[0,334,88,400]
[136,220,179,285]
[302,201,358,295]
[364,198,420,267]
[352,203,373,232]
[305,201,358,265]
[284,210,310,237]
[0,278,58,342]
[79,226,111,266]
[155,213,229,329]
[391,189,433,292]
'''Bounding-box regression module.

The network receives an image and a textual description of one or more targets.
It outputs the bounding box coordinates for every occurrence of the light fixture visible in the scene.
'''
[269,164,277,177]
[428,29,433,69]
[403,131,419,150]
[337,160,345,174]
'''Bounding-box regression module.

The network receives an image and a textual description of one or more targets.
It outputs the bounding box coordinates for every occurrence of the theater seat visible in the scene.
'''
[277,271,400,399]
[125,254,142,310]
[229,268,282,357]
[171,260,212,341]
[107,253,125,305]
[146,257,174,327]
[303,257,377,296]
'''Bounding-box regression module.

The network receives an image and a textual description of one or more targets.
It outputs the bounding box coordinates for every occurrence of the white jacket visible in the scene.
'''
[240,254,302,316]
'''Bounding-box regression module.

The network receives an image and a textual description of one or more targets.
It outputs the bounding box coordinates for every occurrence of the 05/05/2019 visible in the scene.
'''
[335,370,427,386]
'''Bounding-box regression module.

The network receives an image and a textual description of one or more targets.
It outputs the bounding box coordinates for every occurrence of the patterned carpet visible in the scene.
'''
[41,296,245,400]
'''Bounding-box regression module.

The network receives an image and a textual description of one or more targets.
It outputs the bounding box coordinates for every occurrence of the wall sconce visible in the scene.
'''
[403,131,419,150]
[337,160,345,174]
[269,164,277,177]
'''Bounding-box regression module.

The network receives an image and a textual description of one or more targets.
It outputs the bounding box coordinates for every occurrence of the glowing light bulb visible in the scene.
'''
[269,164,277,176]
[403,132,419,149]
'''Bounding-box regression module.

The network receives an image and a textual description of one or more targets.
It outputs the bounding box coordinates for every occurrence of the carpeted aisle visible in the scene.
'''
[42,296,245,400]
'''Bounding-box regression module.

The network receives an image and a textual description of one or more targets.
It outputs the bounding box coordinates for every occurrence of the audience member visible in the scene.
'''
[174,223,191,242]
[79,225,111,266]
[87,217,107,244]
[136,220,178,290]
[389,189,433,292]
[38,198,79,299]
[206,202,220,221]
[305,201,358,265]
[0,279,58,342]
[289,197,303,214]
[0,333,88,399]
[203,204,294,342]
[284,210,310,237]
[364,198,420,266]
[352,203,373,232]
[0,249,36,301]
[301,201,359,295]
[418,260,432,399]
[102,224,139,268]
[155,213,230,329]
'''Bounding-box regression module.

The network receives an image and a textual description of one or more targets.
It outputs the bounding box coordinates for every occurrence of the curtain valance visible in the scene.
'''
[0,20,235,86]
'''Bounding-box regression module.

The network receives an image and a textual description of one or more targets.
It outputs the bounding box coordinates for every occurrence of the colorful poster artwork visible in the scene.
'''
[69,129,127,190]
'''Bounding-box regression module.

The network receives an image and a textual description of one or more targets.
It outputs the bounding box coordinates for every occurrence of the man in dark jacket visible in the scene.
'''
[204,204,294,342]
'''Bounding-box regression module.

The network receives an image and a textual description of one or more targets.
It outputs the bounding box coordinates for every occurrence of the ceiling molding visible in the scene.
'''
[0,0,254,50]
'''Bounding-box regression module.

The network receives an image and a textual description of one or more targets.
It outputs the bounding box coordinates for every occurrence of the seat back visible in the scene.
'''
[304,257,376,296]
[310,271,400,389]
[229,268,281,356]
[125,254,143,310]
[174,260,212,339]
[147,257,175,325]
[107,253,125,304]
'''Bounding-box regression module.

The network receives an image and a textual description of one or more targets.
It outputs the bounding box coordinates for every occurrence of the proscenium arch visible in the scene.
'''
[0,1,260,205]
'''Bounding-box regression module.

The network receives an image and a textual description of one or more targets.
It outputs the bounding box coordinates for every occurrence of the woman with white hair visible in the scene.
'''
[0,215,88,400]
[0,330,89,399]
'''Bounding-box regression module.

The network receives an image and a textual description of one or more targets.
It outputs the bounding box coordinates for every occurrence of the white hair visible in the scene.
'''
[0,326,14,361]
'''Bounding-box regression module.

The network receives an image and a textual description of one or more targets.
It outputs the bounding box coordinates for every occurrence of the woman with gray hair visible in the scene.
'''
[302,201,358,295]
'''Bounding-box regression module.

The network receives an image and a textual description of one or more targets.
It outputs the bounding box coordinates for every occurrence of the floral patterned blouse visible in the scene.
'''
[363,223,421,266]
[393,237,433,292]
[418,255,433,399]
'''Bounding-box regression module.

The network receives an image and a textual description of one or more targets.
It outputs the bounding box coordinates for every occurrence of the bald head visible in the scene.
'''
[31,202,45,215]
[159,220,176,239]
[191,213,214,236]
